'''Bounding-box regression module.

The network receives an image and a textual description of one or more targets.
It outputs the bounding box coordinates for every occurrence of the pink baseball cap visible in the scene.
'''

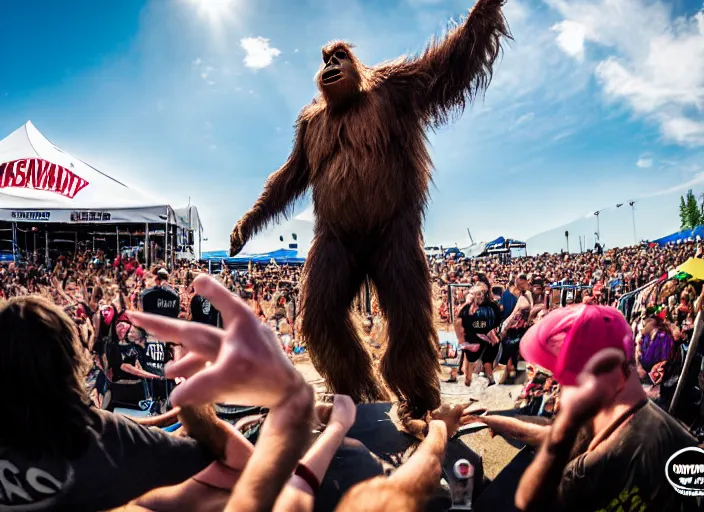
[519,304,634,386]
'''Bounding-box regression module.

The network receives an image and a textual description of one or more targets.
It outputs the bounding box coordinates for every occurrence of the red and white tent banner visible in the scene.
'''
[1,158,89,199]
[0,121,173,224]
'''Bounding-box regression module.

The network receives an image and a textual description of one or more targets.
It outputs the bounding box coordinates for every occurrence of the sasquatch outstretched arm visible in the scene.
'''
[381,0,510,127]
[230,118,310,256]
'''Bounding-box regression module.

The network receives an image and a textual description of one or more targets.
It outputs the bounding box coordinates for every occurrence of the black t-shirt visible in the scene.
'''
[105,342,141,382]
[141,286,180,318]
[558,402,700,511]
[190,294,220,326]
[138,341,169,377]
[0,408,212,511]
[459,301,501,344]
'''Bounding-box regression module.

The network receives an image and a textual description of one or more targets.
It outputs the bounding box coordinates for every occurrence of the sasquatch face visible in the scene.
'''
[316,42,362,104]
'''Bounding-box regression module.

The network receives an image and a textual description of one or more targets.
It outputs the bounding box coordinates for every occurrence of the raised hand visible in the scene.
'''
[431,403,467,438]
[459,405,488,424]
[559,348,626,423]
[129,274,306,409]
[328,395,356,433]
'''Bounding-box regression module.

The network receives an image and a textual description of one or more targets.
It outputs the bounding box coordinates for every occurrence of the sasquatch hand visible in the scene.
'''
[229,222,247,257]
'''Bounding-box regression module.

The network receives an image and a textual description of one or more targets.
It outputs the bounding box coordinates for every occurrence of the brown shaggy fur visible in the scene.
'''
[230,0,511,418]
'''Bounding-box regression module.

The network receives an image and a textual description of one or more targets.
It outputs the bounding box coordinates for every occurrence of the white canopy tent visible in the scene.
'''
[239,206,315,257]
[173,205,204,259]
[0,121,173,224]
[0,121,204,266]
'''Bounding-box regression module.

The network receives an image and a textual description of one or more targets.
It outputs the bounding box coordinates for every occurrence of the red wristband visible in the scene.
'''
[294,463,320,494]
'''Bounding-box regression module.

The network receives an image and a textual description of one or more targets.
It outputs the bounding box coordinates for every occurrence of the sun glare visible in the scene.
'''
[188,0,237,22]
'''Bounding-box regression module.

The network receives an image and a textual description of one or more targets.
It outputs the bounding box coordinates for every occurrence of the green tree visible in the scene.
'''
[686,190,702,228]
[680,189,703,230]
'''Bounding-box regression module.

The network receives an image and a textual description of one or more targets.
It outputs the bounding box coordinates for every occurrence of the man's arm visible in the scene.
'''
[177,405,254,468]
[481,415,550,447]
[121,362,160,380]
[454,317,464,343]
[225,381,314,512]
[514,411,581,511]
[515,349,626,512]
[274,395,356,512]
[501,294,530,335]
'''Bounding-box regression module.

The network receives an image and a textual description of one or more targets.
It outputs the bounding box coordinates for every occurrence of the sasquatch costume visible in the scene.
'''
[230,0,510,419]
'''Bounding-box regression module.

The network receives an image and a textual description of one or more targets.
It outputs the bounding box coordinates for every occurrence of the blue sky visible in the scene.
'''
[1,0,703,253]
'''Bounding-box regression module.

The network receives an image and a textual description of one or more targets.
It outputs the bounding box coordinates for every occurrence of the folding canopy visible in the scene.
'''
[0,121,204,264]
[485,237,526,254]
[202,248,306,265]
[653,226,704,246]
[677,258,704,281]
[0,121,173,224]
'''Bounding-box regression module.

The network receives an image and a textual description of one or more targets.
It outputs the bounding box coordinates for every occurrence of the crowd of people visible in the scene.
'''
[1,240,703,510]
[430,242,702,292]
[432,242,704,434]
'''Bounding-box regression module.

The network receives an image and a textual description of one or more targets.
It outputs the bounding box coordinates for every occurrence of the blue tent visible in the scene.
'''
[202,248,306,265]
[485,237,506,252]
[653,226,704,246]
[0,252,14,263]
[485,237,526,253]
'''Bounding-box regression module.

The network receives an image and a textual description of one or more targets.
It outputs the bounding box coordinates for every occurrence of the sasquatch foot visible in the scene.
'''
[398,401,469,440]
[397,400,432,439]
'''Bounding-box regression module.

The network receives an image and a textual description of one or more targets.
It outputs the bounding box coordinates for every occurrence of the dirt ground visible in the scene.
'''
[293,355,523,479]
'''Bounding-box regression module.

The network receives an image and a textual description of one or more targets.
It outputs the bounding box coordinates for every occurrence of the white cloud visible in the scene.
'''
[547,0,704,146]
[240,37,281,69]
[636,156,653,168]
[200,66,214,80]
[659,115,704,147]
[551,20,586,60]
[514,112,535,128]
[192,57,202,67]
[639,171,704,199]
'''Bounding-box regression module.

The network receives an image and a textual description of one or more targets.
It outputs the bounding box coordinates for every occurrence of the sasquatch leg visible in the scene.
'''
[370,238,441,418]
[300,233,389,403]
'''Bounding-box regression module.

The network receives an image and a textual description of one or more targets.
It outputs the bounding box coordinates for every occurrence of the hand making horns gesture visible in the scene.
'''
[129,273,306,409]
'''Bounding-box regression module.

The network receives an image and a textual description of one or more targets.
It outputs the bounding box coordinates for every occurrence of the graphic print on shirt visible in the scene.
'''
[0,454,74,511]
[141,341,166,377]
[141,287,180,318]
[595,486,647,512]
[190,295,220,326]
